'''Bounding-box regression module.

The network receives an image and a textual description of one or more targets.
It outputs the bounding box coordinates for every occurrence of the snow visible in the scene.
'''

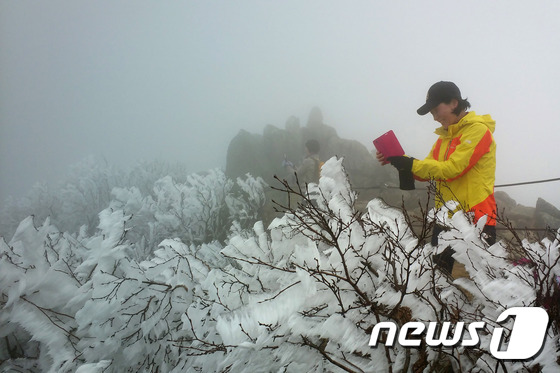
[1,158,558,372]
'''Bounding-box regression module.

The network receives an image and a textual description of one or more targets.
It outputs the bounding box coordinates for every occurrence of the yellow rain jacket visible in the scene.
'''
[411,111,497,225]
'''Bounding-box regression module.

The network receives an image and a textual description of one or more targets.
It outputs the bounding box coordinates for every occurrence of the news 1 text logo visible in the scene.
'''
[369,307,549,359]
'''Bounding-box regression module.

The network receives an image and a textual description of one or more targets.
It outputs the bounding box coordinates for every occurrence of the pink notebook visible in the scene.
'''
[373,130,405,158]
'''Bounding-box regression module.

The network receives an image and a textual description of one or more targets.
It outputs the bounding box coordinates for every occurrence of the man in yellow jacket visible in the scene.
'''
[378,81,497,273]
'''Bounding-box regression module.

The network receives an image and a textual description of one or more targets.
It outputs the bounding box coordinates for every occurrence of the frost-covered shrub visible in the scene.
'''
[0,162,267,372]
[182,157,560,372]
[0,209,226,372]
[0,207,222,369]
[0,157,191,240]
[0,216,92,372]
[1,157,559,372]
[0,157,267,259]
[109,169,266,259]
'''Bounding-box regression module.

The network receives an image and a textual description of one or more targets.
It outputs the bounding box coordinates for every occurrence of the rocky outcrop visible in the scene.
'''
[536,198,560,230]
[495,191,535,230]
[226,107,398,223]
[226,107,395,191]
[494,191,560,241]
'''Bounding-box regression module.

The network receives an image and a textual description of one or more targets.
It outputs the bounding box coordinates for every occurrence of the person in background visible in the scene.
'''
[284,139,322,185]
[377,81,497,275]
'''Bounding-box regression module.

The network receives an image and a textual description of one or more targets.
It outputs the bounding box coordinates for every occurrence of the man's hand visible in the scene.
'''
[376,151,389,165]
[387,156,414,172]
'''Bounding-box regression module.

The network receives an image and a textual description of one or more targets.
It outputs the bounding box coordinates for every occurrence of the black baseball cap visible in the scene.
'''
[417,81,462,115]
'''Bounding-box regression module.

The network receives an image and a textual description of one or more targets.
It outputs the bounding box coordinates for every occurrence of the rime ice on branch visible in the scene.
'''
[1,158,559,372]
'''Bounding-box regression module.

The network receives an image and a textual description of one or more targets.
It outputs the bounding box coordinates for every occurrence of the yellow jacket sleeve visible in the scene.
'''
[412,122,493,181]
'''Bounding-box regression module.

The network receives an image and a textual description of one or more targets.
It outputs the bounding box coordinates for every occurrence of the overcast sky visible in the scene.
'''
[1,0,560,209]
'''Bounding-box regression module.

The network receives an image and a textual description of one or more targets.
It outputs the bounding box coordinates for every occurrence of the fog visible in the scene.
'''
[1,0,560,209]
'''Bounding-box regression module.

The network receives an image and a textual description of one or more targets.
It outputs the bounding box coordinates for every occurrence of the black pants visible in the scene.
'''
[431,225,496,274]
